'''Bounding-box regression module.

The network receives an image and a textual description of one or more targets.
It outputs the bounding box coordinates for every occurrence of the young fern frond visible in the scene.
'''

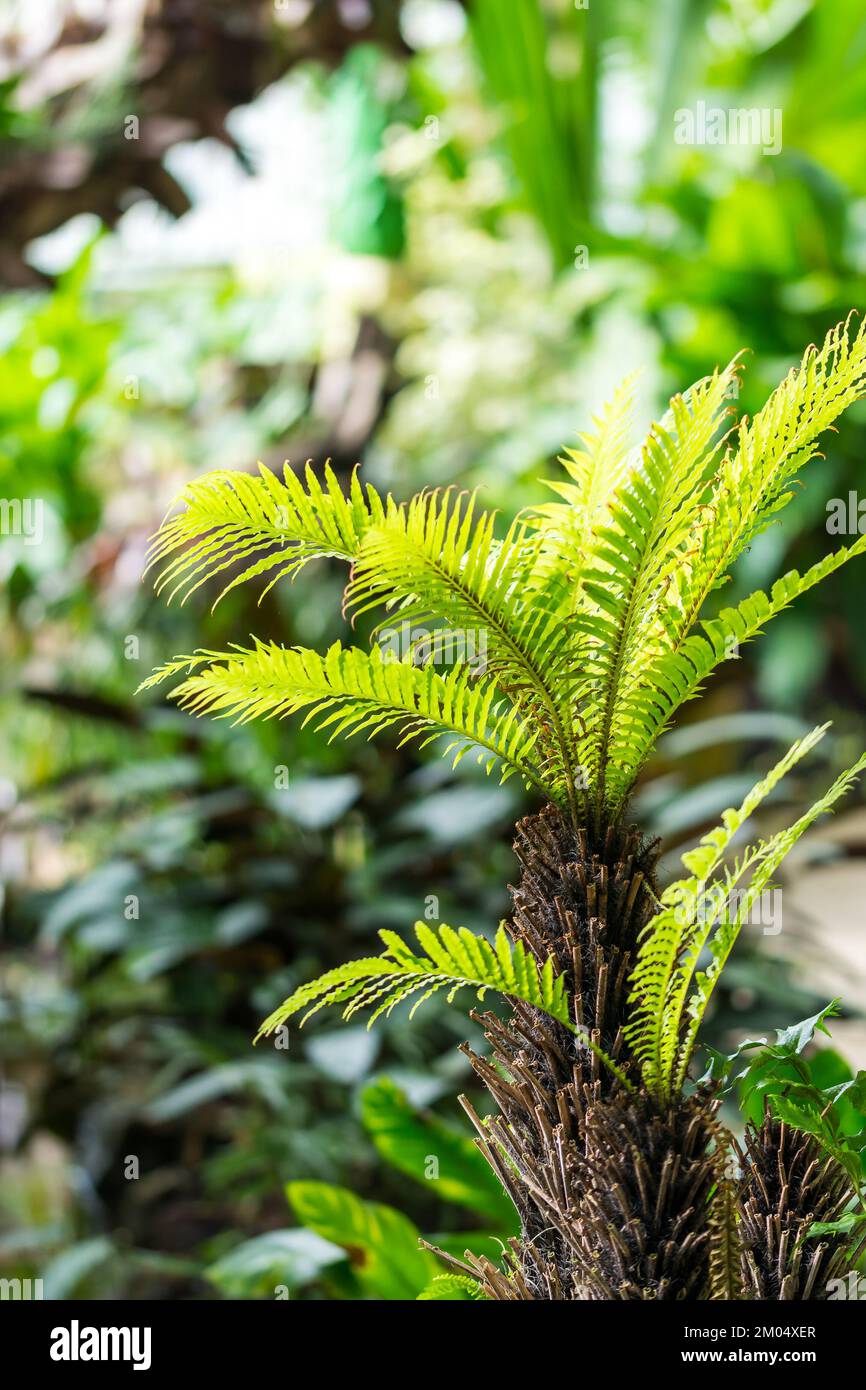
[671,315,866,652]
[627,725,826,1101]
[526,374,638,606]
[137,640,555,798]
[628,728,866,1103]
[656,728,830,1093]
[674,747,866,1094]
[144,460,386,607]
[600,317,866,810]
[566,366,737,808]
[254,922,574,1039]
[606,532,866,809]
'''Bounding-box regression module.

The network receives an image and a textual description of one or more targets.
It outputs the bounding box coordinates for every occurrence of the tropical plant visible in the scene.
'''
[142,317,866,1299]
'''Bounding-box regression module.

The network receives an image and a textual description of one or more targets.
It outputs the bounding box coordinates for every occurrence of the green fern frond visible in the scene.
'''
[677,315,866,632]
[344,487,578,811]
[527,374,638,604]
[559,365,737,807]
[654,728,830,1095]
[606,532,866,808]
[674,747,866,1093]
[627,725,829,1101]
[600,318,866,810]
[417,1274,488,1301]
[137,640,555,797]
[349,489,556,688]
[629,730,866,1103]
[253,922,574,1040]
[144,460,386,607]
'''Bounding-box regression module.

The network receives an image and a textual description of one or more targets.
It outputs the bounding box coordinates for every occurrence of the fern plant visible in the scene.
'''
[142,317,866,1300]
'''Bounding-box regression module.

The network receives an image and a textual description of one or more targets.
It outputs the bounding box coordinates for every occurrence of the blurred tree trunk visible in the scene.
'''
[0,0,419,285]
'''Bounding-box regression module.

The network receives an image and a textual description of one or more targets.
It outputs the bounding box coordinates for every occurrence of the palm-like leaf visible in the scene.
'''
[556,365,737,812]
[604,317,866,810]
[674,749,866,1095]
[345,487,579,810]
[673,316,866,646]
[606,533,866,808]
[142,318,866,824]
[526,374,638,606]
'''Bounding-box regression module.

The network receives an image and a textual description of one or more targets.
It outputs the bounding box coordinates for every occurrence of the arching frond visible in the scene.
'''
[345,488,578,810]
[145,460,387,606]
[671,316,866,653]
[629,730,866,1103]
[592,319,866,811]
[254,922,574,1039]
[627,726,829,1102]
[137,640,555,798]
[674,747,866,1094]
[561,365,738,809]
[606,532,866,809]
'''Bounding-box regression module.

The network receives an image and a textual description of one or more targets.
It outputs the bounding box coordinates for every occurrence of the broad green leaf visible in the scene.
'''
[360,1078,517,1229]
[286,1181,436,1300]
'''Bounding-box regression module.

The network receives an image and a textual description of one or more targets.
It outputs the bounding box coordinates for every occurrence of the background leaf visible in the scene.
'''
[286,1181,437,1300]
[360,1078,517,1229]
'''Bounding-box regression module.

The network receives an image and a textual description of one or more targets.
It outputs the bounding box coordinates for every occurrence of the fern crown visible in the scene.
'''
[142,317,866,829]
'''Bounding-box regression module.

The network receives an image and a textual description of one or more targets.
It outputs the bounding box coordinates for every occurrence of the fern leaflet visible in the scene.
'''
[137,640,554,797]
[254,922,574,1039]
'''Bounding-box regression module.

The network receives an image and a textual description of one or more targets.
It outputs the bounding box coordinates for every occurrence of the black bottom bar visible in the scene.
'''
[1,1296,860,1377]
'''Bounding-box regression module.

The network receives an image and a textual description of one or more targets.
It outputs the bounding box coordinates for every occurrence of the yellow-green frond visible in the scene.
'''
[606,531,866,810]
[344,487,580,812]
[527,373,639,604]
[674,745,866,1093]
[563,362,738,804]
[254,922,574,1039]
[138,640,556,800]
[627,725,831,1102]
[669,315,866,658]
[145,460,386,607]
